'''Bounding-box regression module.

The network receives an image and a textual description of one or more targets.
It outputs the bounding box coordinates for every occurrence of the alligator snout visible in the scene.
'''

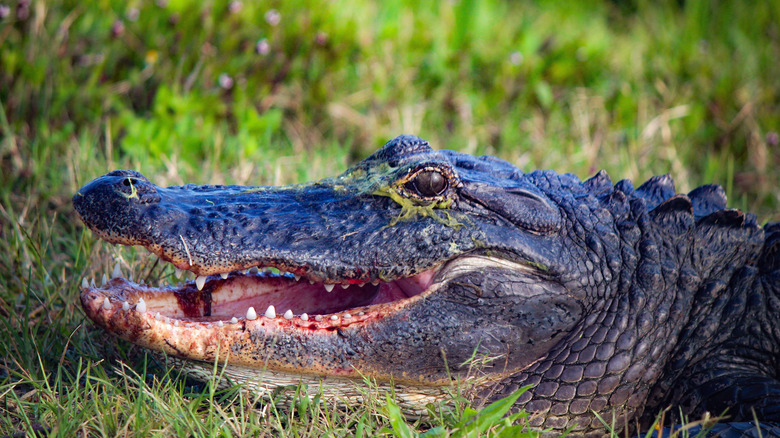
[105,170,161,205]
[73,170,162,245]
[74,170,161,210]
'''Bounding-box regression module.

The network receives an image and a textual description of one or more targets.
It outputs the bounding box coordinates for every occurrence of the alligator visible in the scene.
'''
[73,135,780,436]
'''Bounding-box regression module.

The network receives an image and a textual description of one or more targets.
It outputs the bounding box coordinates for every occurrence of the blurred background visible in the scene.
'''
[0,0,778,434]
[2,0,778,217]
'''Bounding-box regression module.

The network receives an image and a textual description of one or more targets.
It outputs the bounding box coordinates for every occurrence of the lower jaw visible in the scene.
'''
[79,266,440,374]
[81,272,457,415]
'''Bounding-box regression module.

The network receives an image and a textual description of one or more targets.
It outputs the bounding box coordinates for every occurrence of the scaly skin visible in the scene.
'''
[74,135,780,436]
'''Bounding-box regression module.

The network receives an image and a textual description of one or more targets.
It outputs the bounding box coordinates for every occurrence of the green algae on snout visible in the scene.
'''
[335,164,396,194]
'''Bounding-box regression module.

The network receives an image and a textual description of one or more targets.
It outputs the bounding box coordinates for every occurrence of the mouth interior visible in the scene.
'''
[196,269,437,322]
[88,261,438,326]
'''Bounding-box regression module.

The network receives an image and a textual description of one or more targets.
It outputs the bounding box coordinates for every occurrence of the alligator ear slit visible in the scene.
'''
[461,183,561,234]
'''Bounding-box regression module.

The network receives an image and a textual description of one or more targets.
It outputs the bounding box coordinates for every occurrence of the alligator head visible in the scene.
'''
[74,135,777,434]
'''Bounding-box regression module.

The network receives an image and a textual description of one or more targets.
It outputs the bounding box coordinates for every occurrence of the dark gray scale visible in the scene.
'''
[614,178,635,195]
[760,222,780,273]
[635,174,676,210]
[688,184,727,220]
[583,170,613,195]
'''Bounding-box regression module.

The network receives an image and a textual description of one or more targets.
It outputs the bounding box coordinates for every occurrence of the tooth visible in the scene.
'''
[301,313,309,321]
[279,270,287,276]
[196,276,206,290]
[246,307,258,320]
[217,321,224,327]
[358,311,365,316]
[249,267,259,274]
[122,301,130,311]
[315,315,323,321]
[174,320,179,326]
[90,278,96,288]
[101,273,108,286]
[343,313,352,319]
[264,305,275,319]
[358,282,366,287]
[330,315,338,321]
[220,272,229,279]
[174,268,184,279]
[283,309,293,320]
[102,298,112,310]
[128,274,133,283]
[136,298,146,313]
[82,278,89,289]
[309,280,315,285]
[294,274,301,281]
[155,312,161,320]
[341,284,349,289]
[372,279,380,286]
[324,284,334,292]
[112,262,122,279]
[230,317,238,324]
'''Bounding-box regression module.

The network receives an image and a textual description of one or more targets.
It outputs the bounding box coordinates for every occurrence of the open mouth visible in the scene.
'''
[78,255,458,413]
[80,260,439,332]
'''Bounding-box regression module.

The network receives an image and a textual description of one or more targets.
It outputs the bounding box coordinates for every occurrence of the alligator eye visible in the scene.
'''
[407,170,448,197]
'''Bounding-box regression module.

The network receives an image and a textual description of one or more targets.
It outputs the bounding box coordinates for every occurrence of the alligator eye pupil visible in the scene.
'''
[411,170,447,197]
[123,178,132,186]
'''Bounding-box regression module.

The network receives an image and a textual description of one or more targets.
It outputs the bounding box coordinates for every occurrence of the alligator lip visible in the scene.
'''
[80,262,439,339]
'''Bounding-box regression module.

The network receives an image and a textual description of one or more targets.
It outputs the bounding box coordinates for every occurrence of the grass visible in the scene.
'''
[1,0,778,436]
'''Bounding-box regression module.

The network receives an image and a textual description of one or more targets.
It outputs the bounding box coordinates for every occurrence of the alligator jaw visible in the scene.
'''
[79,259,460,414]
[79,261,441,368]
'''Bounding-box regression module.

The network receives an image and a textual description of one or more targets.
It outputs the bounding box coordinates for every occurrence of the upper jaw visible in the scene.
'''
[74,171,469,280]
